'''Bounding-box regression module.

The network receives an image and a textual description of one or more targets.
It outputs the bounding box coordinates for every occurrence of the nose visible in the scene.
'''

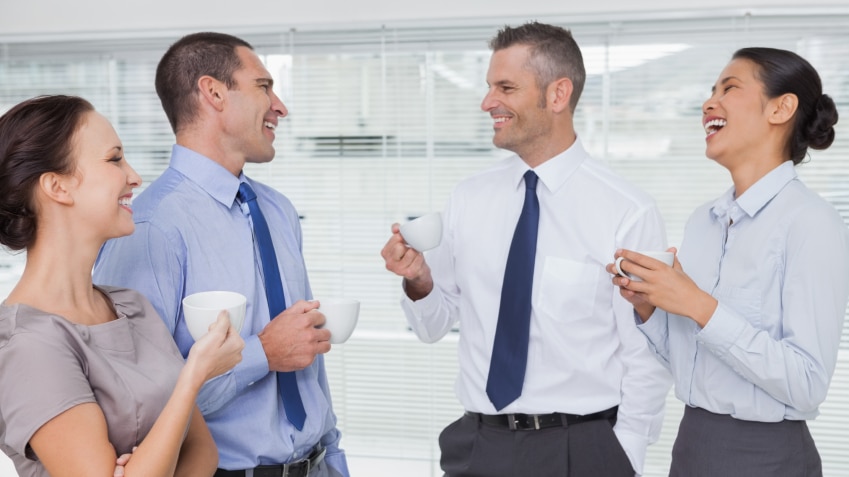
[481,87,496,112]
[125,161,142,188]
[702,93,717,115]
[270,89,288,118]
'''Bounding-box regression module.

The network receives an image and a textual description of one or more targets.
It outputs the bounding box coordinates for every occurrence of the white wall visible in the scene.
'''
[3,0,848,38]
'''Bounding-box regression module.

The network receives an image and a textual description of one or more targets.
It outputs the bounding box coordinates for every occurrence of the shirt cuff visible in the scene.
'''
[324,450,350,477]
[234,334,271,388]
[613,426,646,475]
[695,301,747,356]
[636,307,666,341]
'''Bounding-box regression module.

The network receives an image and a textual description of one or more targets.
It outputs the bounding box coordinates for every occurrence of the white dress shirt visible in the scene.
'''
[639,160,849,422]
[402,139,672,474]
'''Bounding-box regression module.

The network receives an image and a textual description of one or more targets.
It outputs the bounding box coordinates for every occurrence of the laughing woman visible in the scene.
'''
[0,95,244,477]
[610,48,849,477]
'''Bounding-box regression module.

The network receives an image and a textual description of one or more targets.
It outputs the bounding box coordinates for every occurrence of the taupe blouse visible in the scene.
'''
[0,286,185,477]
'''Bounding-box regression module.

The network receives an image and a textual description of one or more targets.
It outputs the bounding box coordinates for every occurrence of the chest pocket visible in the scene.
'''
[538,257,600,323]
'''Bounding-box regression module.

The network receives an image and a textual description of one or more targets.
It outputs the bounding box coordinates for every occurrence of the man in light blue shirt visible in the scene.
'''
[94,32,348,477]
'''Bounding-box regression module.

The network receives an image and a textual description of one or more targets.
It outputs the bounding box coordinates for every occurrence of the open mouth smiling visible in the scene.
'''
[704,118,726,138]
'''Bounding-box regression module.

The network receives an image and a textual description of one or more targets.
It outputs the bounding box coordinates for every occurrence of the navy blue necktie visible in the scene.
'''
[486,170,540,411]
[238,182,306,430]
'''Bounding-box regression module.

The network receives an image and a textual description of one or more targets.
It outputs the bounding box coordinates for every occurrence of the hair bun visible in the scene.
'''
[0,206,35,251]
[806,94,838,151]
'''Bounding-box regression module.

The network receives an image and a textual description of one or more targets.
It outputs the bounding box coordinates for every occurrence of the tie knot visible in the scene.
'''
[237,182,257,203]
[523,170,538,191]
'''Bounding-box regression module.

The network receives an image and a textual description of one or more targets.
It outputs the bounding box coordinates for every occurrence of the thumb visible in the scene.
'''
[208,311,231,332]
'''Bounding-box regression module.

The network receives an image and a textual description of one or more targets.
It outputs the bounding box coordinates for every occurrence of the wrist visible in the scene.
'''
[403,276,433,301]
[690,293,718,328]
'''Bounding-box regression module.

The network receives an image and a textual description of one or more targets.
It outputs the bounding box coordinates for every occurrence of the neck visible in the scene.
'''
[177,129,245,177]
[520,130,577,168]
[727,153,786,198]
[7,228,109,325]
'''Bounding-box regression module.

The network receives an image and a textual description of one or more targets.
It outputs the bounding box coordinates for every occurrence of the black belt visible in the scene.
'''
[214,446,325,477]
[466,405,618,431]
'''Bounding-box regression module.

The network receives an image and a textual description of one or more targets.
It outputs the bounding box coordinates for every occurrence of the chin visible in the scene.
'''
[246,153,275,164]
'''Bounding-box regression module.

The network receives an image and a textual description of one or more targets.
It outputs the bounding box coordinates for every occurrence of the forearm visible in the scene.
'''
[174,407,218,477]
[697,303,837,411]
[124,368,203,476]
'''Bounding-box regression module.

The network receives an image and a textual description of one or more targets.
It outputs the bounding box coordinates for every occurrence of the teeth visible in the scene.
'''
[119,197,131,207]
[264,121,276,130]
[704,118,727,134]
[494,117,509,123]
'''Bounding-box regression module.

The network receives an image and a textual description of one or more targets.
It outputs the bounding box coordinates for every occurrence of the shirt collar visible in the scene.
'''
[711,160,797,221]
[508,137,587,192]
[169,145,246,207]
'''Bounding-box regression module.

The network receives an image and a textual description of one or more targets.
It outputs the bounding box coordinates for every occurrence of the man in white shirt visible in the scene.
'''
[381,22,671,477]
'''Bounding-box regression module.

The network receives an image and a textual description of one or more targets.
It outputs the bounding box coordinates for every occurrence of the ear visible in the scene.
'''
[547,77,574,114]
[197,75,227,112]
[768,93,798,126]
[37,172,75,206]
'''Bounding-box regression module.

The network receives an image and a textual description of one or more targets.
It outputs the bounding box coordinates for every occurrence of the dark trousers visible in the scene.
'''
[439,412,634,477]
[670,406,822,477]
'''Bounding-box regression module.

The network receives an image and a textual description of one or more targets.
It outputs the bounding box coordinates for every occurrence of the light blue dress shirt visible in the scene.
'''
[639,161,849,422]
[94,145,348,474]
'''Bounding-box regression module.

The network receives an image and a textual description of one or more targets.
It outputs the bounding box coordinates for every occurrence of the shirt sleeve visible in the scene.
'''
[611,202,674,475]
[0,330,95,458]
[95,222,270,415]
[695,205,849,412]
[399,196,461,343]
[636,307,672,371]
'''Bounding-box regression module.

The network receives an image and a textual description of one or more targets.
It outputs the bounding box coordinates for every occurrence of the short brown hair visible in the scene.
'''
[155,32,253,133]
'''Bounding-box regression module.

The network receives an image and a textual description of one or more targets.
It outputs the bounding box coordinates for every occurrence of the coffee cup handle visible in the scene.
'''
[614,256,629,278]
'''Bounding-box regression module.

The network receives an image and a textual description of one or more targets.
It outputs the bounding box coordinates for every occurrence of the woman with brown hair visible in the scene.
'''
[0,95,244,477]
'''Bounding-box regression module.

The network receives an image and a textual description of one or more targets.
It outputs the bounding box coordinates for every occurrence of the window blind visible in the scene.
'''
[2,10,849,476]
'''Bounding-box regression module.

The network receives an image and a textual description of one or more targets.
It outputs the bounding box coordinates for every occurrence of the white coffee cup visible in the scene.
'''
[614,251,674,282]
[399,212,442,252]
[182,291,247,341]
[317,298,360,344]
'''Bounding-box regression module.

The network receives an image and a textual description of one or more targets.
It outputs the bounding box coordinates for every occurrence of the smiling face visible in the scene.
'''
[702,58,777,167]
[68,111,141,240]
[225,46,288,165]
[481,44,553,162]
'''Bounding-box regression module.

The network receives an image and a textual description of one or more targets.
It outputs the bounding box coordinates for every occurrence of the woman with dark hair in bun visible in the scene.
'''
[0,95,244,477]
[609,48,849,476]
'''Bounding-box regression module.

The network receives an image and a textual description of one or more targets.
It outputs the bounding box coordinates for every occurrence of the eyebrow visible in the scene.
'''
[256,77,274,88]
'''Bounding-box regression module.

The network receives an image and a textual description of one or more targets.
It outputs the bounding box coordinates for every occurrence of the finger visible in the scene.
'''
[391,222,401,234]
[308,309,327,327]
[116,453,131,465]
[114,465,126,477]
[314,327,331,342]
[279,300,319,317]
[315,338,332,354]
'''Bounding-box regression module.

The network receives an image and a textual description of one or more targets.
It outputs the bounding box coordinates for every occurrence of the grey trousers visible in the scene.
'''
[439,412,634,477]
[670,406,822,477]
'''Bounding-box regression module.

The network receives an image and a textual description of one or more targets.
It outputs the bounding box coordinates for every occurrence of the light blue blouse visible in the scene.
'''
[639,160,849,422]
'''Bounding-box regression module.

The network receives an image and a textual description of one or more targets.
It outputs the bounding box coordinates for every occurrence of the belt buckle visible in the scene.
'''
[506,414,541,431]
